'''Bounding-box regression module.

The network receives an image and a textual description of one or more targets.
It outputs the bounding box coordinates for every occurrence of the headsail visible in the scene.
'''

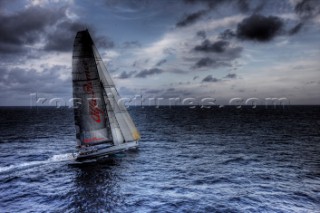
[93,43,141,145]
[72,30,140,147]
[72,30,112,146]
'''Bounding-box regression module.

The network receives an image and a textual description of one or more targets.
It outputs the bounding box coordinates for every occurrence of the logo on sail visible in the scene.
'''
[82,61,103,123]
[88,98,103,123]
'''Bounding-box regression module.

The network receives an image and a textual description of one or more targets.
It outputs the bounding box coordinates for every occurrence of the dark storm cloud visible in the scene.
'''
[236,14,283,42]
[220,12,306,40]
[193,39,243,57]
[224,73,237,79]
[155,59,167,67]
[135,68,163,78]
[204,1,312,41]
[289,0,320,35]
[196,30,206,39]
[213,1,318,41]
[295,0,320,19]
[0,3,113,54]
[171,69,187,74]
[193,57,229,69]
[0,0,10,7]
[44,20,85,52]
[176,10,208,27]
[177,0,236,28]
[237,0,250,13]
[202,75,221,83]
[0,6,65,54]
[117,71,137,79]
[0,43,25,54]
[0,66,71,95]
[0,0,18,10]
[289,22,304,35]
[191,39,243,69]
[194,57,215,68]
[44,21,114,52]
[194,40,229,53]
[219,29,236,40]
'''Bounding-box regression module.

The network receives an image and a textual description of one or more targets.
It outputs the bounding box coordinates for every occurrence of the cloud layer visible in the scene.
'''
[0,0,319,105]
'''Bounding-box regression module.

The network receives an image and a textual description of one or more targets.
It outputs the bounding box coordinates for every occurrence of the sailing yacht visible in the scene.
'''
[72,30,140,162]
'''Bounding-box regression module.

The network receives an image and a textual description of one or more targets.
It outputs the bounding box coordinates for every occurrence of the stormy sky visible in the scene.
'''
[0,0,319,106]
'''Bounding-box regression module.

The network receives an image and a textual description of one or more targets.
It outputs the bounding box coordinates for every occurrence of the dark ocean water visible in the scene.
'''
[0,106,319,212]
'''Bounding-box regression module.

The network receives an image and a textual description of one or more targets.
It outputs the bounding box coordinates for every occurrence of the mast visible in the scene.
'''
[72,30,112,146]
